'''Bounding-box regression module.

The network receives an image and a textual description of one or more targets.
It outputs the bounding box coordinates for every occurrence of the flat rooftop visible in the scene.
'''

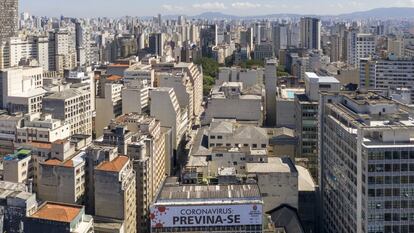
[246,157,297,174]
[155,180,262,205]
[30,202,82,223]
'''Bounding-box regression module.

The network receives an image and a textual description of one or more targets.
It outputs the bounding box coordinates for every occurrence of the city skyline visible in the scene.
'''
[20,0,414,17]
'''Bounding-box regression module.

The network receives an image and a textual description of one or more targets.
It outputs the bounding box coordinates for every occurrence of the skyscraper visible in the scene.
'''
[300,17,321,50]
[0,0,18,41]
[149,33,164,56]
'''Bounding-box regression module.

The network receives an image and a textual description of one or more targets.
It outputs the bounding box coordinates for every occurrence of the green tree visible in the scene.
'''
[194,57,219,78]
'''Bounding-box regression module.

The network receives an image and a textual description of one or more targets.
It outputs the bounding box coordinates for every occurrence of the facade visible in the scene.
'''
[294,72,340,181]
[347,32,376,68]
[300,17,321,50]
[150,87,188,150]
[264,59,278,126]
[42,88,93,136]
[319,91,414,233]
[246,157,299,212]
[37,147,86,205]
[25,202,94,233]
[360,56,414,103]
[150,178,263,233]
[95,83,123,137]
[0,0,18,41]
[0,66,45,114]
[203,82,263,126]
[95,155,137,233]
[3,149,32,183]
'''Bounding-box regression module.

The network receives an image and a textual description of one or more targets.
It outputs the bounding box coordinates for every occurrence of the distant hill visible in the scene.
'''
[336,7,414,19]
[186,7,414,20]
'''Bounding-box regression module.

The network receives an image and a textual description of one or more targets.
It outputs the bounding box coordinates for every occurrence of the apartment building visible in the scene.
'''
[37,140,86,205]
[3,148,32,184]
[95,155,137,233]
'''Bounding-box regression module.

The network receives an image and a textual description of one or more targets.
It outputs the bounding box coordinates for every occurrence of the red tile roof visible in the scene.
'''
[96,155,129,172]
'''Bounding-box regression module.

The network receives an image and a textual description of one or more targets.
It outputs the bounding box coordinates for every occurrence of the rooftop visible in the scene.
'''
[96,155,129,172]
[156,180,262,205]
[30,202,82,223]
[4,149,31,161]
[246,157,297,174]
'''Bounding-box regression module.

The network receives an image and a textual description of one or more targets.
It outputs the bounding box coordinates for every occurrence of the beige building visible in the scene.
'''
[95,155,136,233]
[37,140,86,205]
[117,113,167,232]
[95,83,123,137]
[246,157,299,212]
[3,148,32,184]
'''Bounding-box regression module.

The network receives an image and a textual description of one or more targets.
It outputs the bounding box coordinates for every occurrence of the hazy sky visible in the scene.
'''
[20,0,414,17]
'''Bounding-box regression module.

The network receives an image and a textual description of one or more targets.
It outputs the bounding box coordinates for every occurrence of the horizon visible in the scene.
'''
[19,0,414,18]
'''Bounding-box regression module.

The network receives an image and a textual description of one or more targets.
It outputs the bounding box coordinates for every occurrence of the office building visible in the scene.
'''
[360,56,414,103]
[149,33,164,57]
[42,88,93,136]
[300,17,321,50]
[347,32,376,68]
[319,91,414,233]
[294,72,340,180]
[150,87,188,150]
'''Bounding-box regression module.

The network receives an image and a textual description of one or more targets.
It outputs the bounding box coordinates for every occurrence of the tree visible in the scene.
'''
[194,57,219,78]
[203,75,215,96]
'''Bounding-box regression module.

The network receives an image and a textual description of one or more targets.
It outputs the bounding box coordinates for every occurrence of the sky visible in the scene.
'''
[20,0,414,17]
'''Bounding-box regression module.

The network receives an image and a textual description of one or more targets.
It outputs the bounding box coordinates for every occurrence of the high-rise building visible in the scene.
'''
[272,24,288,56]
[0,0,18,41]
[149,33,164,56]
[200,25,217,57]
[264,58,277,126]
[347,32,376,68]
[300,17,321,50]
[319,91,414,233]
[95,155,137,233]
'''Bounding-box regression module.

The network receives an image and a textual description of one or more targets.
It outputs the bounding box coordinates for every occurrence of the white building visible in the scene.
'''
[16,112,70,144]
[42,88,92,136]
[203,82,263,126]
[0,66,45,114]
[360,56,414,103]
[347,32,376,68]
